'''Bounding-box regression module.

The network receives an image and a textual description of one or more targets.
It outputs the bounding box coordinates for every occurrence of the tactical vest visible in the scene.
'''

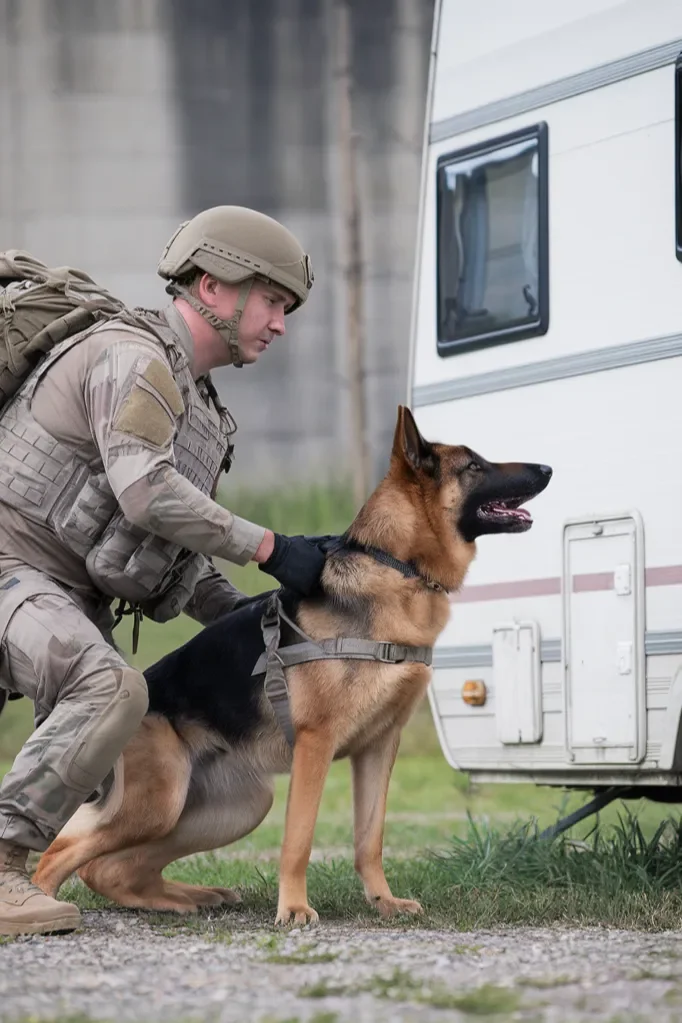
[0,310,235,620]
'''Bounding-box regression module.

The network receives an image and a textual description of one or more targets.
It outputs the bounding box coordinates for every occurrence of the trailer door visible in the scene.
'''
[563,513,646,764]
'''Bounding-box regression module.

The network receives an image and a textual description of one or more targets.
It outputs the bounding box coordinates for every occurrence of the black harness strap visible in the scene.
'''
[339,537,446,592]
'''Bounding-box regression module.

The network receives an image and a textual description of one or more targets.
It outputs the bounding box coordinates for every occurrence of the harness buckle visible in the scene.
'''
[376,642,406,664]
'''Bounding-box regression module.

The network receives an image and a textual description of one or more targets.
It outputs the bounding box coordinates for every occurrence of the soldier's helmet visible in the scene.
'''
[157,206,314,311]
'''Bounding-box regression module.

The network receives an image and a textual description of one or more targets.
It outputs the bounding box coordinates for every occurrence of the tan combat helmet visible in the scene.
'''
[158,206,314,367]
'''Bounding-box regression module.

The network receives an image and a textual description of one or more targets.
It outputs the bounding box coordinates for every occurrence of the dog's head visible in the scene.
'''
[392,406,552,544]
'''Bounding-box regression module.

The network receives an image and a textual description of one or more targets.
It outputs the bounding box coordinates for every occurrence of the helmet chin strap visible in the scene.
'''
[166,278,254,368]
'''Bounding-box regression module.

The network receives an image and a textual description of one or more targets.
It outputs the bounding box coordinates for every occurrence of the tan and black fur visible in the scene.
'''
[33,407,551,924]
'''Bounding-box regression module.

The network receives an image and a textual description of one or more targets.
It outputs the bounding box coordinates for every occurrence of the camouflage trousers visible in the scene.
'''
[0,559,148,852]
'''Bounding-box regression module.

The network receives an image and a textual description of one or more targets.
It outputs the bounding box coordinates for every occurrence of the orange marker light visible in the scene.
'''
[462,679,487,706]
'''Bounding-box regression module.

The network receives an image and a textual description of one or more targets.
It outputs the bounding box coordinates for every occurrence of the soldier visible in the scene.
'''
[0,206,326,935]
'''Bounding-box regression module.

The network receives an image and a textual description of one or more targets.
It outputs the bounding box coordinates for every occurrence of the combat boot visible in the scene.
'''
[0,839,80,935]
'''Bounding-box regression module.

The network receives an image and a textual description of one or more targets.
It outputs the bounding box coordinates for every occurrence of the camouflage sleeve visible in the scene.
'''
[85,339,265,566]
[183,558,248,625]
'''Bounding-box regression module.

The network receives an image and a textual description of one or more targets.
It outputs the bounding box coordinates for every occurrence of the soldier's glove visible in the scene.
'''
[302,534,343,554]
[258,533,329,596]
[231,589,276,610]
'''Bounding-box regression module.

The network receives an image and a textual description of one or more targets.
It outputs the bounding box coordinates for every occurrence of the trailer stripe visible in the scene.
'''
[451,565,682,603]
[429,38,682,143]
[433,631,682,668]
[412,331,682,408]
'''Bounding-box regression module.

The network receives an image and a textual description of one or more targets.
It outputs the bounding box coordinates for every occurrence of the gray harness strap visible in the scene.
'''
[257,592,433,747]
[259,594,296,747]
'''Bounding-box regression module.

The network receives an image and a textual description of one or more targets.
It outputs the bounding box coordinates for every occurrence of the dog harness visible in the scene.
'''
[255,541,439,746]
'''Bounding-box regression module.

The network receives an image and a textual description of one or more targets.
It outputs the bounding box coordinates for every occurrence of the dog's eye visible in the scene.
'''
[467,461,481,472]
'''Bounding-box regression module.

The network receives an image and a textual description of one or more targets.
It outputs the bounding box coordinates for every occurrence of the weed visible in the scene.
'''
[361,967,423,998]
[518,974,577,989]
[425,984,519,1014]
[348,969,521,1016]
[629,967,680,981]
[265,952,339,965]
[204,929,233,946]
[299,979,348,998]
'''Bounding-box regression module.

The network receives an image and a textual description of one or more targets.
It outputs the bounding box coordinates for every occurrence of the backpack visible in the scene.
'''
[0,249,126,413]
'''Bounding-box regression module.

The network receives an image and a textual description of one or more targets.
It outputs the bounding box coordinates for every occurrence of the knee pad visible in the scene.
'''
[61,666,148,795]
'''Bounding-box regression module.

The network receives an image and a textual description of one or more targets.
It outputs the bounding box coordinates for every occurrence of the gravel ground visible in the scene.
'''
[2,912,682,1022]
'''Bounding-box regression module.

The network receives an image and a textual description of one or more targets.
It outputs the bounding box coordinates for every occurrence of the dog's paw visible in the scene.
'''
[208,886,242,906]
[275,902,320,926]
[372,896,424,919]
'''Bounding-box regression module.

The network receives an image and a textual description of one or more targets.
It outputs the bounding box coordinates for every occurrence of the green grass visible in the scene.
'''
[215,480,357,538]
[6,731,681,858]
[5,482,682,933]
[4,716,682,856]
[300,967,520,1014]
[48,810,682,932]
[266,951,339,965]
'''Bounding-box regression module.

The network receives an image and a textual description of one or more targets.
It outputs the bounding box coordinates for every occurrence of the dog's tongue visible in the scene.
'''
[491,502,531,520]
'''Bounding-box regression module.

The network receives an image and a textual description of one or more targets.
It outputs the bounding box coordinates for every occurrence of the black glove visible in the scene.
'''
[231,589,276,610]
[258,533,329,596]
[302,534,343,554]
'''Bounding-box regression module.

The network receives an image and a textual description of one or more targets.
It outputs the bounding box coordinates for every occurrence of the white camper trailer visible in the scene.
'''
[409,0,682,825]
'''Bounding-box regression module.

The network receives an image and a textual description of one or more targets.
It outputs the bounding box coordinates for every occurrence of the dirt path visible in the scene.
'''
[1,910,681,1022]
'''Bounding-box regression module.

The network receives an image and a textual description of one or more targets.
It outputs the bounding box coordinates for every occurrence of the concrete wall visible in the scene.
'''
[0,0,434,489]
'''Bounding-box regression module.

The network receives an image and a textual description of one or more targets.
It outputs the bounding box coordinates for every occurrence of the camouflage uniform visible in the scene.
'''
[0,205,316,937]
[0,303,264,851]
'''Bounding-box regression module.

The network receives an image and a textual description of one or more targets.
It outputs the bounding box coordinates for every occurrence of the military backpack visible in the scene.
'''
[0,249,125,413]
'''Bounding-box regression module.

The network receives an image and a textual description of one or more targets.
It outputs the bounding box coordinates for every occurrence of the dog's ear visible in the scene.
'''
[392,406,437,475]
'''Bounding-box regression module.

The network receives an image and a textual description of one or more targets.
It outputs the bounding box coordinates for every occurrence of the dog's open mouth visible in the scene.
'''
[477,496,534,531]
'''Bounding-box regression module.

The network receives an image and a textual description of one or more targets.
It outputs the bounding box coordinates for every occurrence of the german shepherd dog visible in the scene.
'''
[33,408,551,925]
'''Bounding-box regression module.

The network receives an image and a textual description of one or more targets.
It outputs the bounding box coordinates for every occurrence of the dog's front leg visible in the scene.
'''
[351,729,424,919]
[276,728,334,926]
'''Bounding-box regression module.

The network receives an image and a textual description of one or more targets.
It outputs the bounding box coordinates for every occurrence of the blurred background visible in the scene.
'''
[0,0,444,766]
[0,0,435,492]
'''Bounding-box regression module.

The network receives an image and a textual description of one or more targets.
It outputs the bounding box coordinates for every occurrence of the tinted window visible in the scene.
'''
[437,123,549,356]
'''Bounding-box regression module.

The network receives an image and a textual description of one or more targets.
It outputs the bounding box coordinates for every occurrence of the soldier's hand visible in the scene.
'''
[302,534,343,553]
[258,533,328,595]
[231,589,276,610]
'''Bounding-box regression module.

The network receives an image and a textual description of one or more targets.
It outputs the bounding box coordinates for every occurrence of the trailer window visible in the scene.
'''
[437,123,549,356]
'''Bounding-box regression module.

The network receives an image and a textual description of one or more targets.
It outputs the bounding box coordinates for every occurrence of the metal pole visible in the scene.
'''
[334,0,371,508]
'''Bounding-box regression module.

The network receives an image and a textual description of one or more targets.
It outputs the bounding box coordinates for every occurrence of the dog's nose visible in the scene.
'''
[537,464,552,477]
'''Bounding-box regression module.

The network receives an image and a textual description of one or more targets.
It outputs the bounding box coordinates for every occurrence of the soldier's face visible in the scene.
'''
[206,279,293,364]
[235,280,295,363]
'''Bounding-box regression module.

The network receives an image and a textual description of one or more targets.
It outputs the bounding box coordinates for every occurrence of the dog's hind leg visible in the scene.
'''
[80,756,274,911]
[33,716,192,901]
[77,844,198,912]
